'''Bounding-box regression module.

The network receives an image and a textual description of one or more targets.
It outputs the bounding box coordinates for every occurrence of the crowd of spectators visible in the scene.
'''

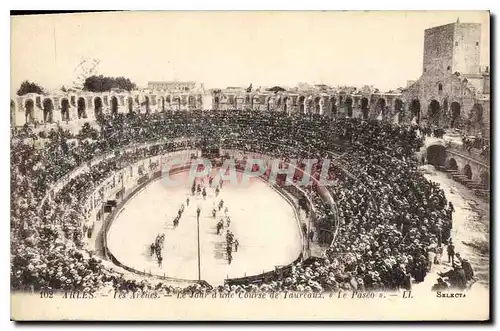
[11,110,461,294]
[461,135,490,159]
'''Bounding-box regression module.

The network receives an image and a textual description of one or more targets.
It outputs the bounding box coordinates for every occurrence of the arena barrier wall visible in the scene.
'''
[224,253,304,287]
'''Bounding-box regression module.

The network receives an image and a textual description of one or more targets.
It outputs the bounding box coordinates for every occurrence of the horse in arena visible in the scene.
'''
[226,244,233,265]
[216,220,224,235]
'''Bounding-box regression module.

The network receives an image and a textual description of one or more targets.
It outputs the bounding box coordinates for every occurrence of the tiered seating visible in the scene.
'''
[11,110,461,294]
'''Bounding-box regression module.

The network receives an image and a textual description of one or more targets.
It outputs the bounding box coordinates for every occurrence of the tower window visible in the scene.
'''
[476,42,479,46]
[447,66,451,71]
[455,42,458,46]
[438,84,443,91]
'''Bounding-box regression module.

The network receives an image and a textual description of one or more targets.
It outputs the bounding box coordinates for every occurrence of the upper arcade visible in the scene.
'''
[10,87,406,127]
[10,20,489,137]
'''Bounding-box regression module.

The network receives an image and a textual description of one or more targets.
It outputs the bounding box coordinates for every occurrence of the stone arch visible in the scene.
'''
[298,96,305,113]
[214,95,220,110]
[394,98,404,112]
[160,96,165,111]
[428,99,441,125]
[463,164,472,180]
[394,98,404,122]
[61,98,70,121]
[282,96,289,113]
[361,97,369,119]
[10,99,15,125]
[266,96,275,111]
[278,96,285,111]
[479,171,490,188]
[447,158,458,171]
[376,98,386,118]
[94,97,103,118]
[188,95,196,110]
[227,95,235,108]
[144,96,150,112]
[345,97,353,117]
[314,96,321,114]
[426,144,446,167]
[329,96,337,116]
[410,99,421,124]
[236,95,245,109]
[42,98,54,122]
[306,97,314,114]
[127,97,134,112]
[111,96,119,115]
[25,99,35,123]
[450,102,461,128]
[77,97,87,119]
[173,96,181,111]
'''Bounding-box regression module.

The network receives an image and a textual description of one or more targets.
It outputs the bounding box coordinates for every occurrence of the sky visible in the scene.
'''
[10,11,490,95]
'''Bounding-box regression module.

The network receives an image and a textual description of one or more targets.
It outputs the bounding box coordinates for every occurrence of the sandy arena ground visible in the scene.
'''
[106,172,302,285]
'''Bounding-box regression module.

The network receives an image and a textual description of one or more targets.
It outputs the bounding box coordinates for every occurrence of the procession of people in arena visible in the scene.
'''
[11,108,479,295]
[149,176,239,268]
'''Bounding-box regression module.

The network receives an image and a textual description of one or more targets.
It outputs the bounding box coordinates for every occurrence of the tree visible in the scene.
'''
[266,86,286,93]
[17,80,45,96]
[83,75,137,92]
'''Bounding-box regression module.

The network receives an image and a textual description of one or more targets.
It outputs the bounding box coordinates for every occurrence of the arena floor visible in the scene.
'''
[106,172,302,285]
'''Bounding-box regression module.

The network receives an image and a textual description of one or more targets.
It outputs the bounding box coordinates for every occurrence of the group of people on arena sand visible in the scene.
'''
[190,175,239,265]
[432,242,475,291]
[150,234,165,267]
[172,203,186,228]
[11,110,475,294]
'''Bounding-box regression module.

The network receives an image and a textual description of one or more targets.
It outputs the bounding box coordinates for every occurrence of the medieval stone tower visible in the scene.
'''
[423,20,481,77]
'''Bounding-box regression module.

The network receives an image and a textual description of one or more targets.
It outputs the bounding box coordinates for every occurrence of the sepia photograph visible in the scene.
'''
[9,10,491,321]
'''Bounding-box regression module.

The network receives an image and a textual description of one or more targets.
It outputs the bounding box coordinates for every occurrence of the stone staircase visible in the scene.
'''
[440,169,489,201]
